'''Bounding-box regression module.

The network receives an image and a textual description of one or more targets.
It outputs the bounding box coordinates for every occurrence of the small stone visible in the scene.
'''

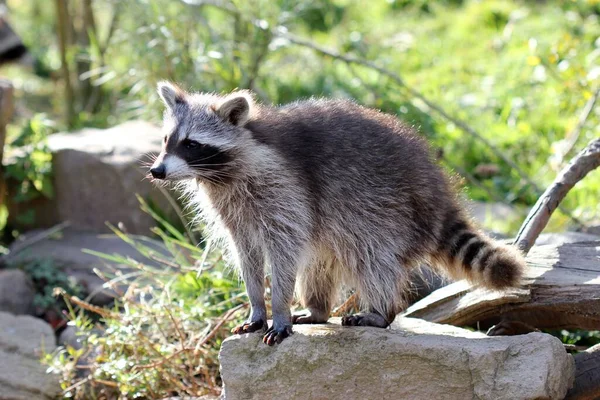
[0,269,35,315]
[58,326,84,350]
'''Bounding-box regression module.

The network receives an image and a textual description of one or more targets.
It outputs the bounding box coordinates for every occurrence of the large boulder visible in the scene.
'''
[220,318,574,400]
[7,120,171,235]
[0,312,60,400]
[0,269,35,315]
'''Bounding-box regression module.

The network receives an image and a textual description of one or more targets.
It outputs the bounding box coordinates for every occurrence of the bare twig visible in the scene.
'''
[55,288,119,319]
[332,293,358,317]
[200,302,247,347]
[514,138,600,254]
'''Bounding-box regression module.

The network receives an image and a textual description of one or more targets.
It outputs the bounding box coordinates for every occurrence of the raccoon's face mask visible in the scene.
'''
[150,82,253,184]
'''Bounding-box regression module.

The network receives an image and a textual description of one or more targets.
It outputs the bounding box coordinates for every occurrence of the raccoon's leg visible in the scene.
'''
[263,240,308,345]
[293,258,338,324]
[231,236,267,335]
[341,252,408,328]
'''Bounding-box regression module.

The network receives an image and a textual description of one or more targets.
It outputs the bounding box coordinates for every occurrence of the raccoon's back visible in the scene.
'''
[246,99,445,197]
[246,99,455,249]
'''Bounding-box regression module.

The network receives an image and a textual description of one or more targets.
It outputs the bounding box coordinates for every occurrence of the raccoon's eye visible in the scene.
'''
[163,135,167,143]
[182,139,200,149]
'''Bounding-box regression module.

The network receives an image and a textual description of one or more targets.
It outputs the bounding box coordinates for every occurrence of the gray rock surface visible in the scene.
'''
[7,227,169,305]
[7,120,172,234]
[534,231,600,246]
[0,269,35,315]
[220,318,574,400]
[0,312,60,400]
[57,326,85,350]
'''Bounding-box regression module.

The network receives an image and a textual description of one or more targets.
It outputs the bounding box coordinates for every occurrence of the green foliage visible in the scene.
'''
[554,329,600,348]
[3,114,55,228]
[4,0,600,235]
[43,205,246,399]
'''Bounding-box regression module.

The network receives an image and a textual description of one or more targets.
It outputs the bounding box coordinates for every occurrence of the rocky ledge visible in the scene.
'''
[219,317,574,400]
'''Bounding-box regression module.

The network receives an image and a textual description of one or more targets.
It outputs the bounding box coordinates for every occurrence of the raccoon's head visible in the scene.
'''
[150,82,254,184]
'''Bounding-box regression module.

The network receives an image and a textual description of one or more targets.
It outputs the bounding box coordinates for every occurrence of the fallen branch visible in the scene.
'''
[514,138,600,254]
[54,287,118,319]
[565,344,600,400]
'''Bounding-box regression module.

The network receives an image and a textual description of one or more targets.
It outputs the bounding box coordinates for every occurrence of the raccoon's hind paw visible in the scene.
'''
[263,324,293,346]
[232,319,267,334]
[292,311,329,324]
[342,312,390,328]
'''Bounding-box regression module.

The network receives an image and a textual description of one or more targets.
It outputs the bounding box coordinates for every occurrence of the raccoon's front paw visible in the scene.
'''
[232,319,267,334]
[263,323,293,346]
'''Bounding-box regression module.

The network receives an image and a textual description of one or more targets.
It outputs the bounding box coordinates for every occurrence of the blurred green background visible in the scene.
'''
[3,0,600,241]
[1,1,599,397]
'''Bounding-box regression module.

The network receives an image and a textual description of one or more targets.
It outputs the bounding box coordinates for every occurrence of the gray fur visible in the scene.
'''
[150,84,526,345]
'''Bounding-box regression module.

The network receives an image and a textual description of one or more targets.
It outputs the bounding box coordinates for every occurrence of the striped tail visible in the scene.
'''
[434,215,525,290]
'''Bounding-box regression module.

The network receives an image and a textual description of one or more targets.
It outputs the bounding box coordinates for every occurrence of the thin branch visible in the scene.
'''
[55,287,119,319]
[514,138,600,254]
[332,293,358,317]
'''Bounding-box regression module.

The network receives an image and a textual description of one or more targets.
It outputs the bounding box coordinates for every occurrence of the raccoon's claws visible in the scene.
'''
[232,319,267,335]
[263,324,293,346]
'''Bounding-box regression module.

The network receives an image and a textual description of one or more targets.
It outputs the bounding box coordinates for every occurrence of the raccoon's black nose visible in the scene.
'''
[150,164,166,179]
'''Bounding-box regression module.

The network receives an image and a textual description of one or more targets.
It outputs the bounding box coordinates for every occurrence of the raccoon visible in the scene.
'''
[149,82,525,345]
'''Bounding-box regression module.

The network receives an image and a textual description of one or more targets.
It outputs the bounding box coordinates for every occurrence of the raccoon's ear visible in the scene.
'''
[157,81,186,110]
[214,92,253,126]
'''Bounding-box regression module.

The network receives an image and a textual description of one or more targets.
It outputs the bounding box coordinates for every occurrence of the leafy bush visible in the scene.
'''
[2,114,55,230]
[43,203,247,399]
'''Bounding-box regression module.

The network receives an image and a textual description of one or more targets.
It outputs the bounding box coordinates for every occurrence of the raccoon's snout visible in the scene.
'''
[150,163,166,180]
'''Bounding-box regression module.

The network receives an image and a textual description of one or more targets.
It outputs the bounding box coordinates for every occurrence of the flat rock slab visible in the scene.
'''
[7,227,170,305]
[0,312,60,400]
[220,318,574,400]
